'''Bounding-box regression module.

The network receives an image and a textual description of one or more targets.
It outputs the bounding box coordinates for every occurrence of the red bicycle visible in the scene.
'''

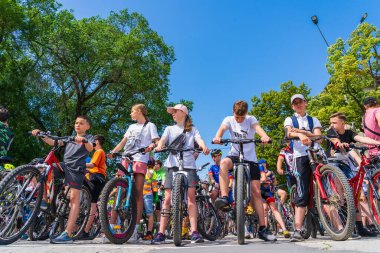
[288,136,355,241]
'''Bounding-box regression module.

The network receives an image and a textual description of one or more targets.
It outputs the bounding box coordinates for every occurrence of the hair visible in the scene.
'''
[184,115,193,132]
[330,112,347,122]
[363,97,378,107]
[0,106,10,123]
[76,115,91,126]
[132,104,149,122]
[94,134,105,146]
[233,100,248,116]
[155,160,162,167]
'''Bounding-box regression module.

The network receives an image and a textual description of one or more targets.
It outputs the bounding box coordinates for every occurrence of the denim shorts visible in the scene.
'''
[143,194,154,215]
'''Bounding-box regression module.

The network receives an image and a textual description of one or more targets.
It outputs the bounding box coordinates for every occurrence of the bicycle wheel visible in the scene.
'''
[0,165,43,245]
[99,177,137,244]
[315,164,355,241]
[236,164,246,245]
[196,197,221,241]
[28,211,52,241]
[368,169,380,227]
[172,173,184,246]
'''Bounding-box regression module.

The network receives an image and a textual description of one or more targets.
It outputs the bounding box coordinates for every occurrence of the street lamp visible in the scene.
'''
[310,15,330,47]
[360,13,368,23]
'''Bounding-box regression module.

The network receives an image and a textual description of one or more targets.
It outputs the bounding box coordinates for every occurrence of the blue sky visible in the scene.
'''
[58,0,380,178]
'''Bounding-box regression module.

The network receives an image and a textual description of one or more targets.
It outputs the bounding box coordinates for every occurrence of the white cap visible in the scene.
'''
[291,94,306,104]
[167,104,189,115]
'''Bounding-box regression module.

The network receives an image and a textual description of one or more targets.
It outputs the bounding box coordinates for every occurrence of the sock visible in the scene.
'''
[356,221,364,230]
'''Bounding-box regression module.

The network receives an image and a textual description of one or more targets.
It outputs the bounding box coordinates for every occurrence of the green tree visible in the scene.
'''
[309,22,380,129]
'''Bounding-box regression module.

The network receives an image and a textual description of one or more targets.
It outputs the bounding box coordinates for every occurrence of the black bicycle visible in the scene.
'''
[212,138,270,245]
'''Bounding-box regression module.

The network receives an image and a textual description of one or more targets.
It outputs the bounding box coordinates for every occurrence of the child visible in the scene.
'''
[284,94,322,242]
[79,134,107,240]
[259,159,290,238]
[32,115,94,244]
[110,104,159,241]
[152,104,209,244]
[212,100,275,241]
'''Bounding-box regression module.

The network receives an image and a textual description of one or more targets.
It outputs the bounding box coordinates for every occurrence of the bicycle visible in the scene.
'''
[0,131,91,244]
[287,136,355,241]
[212,138,270,245]
[154,147,201,246]
[98,148,145,244]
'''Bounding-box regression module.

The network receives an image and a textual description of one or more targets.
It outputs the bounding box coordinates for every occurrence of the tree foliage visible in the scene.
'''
[0,0,181,164]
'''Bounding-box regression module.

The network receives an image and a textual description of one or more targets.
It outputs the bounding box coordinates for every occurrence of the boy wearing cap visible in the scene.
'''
[284,94,322,242]
[213,100,276,241]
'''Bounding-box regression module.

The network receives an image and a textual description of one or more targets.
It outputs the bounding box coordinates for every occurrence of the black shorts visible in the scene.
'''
[155,195,163,211]
[286,174,297,189]
[226,156,261,181]
[293,156,312,207]
[53,163,85,190]
[85,174,106,203]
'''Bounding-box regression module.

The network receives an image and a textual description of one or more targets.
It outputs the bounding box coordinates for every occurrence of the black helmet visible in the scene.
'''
[0,106,10,122]
[211,149,222,157]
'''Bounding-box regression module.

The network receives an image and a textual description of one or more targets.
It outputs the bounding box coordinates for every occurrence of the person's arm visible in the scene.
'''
[212,124,228,144]
[87,150,101,168]
[31,129,56,146]
[276,155,285,175]
[376,111,380,128]
[285,125,311,146]
[195,136,210,155]
[260,171,266,183]
[354,135,380,146]
[112,137,128,153]
[253,123,270,143]
[74,136,93,152]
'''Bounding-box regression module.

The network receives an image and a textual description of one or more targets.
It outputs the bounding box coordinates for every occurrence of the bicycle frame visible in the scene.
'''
[115,157,134,209]
[232,141,251,206]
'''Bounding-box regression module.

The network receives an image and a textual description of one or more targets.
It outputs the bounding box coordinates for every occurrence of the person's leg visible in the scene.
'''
[251,180,266,226]
[84,203,98,233]
[218,158,233,197]
[66,188,81,235]
[263,202,269,227]
[134,173,145,224]
[158,189,171,234]
[277,189,287,205]
[187,187,197,232]
[269,201,286,230]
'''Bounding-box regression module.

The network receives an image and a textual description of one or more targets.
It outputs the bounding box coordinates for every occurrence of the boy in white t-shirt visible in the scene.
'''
[212,100,276,242]
[283,94,322,242]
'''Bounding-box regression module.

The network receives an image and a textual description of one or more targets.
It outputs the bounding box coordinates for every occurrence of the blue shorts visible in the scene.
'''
[143,194,154,215]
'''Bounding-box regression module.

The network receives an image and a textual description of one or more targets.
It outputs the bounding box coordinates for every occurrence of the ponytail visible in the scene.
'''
[184,115,193,132]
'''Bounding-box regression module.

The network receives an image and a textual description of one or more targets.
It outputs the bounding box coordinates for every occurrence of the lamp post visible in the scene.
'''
[311,15,330,47]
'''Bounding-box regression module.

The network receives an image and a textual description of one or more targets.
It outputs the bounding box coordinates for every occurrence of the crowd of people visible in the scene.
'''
[1,93,380,245]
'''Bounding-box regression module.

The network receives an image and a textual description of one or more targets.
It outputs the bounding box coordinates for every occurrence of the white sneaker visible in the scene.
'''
[129,226,138,242]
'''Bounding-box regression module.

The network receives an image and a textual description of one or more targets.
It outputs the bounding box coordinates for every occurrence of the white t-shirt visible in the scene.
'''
[221,115,259,162]
[162,125,201,169]
[123,122,159,163]
[284,113,322,158]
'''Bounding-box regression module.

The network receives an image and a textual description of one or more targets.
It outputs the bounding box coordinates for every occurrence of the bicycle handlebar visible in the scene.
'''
[109,148,147,158]
[211,138,272,145]
[154,147,202,154]
[29,131,88,143]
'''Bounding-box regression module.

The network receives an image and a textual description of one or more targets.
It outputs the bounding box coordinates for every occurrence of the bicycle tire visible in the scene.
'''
[315,164,355,241]
[236,164,246,245]
[0,165,43,245]
[99,177,137,244]
[172,173,184,246]
[368,169,380,227]
[197,197,221,241]
[28,211,51,241]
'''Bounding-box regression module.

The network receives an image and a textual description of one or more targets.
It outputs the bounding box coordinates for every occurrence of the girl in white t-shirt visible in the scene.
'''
[152,104,209,244]
[110,104,159,241]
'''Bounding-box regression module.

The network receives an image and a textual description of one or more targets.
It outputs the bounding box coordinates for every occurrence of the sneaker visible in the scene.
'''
[215,197,230,210]
[143,233,153,241]
[368,224,379,234]
[129,226,138,242]
[358,227,377,237]
[40,200,48,210]
[290,230,304,242]
[348,232,361,240]
[151,232,166,244]
[50,231,73,244]
[77,231,91,240]
[245,225,251,239]
[283,230,291,239]
[20,234,29,240]
[191,231,204,243]
[258,227,276,242]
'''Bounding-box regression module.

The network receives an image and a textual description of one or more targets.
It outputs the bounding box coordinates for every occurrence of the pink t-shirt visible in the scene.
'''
[363,107,380,155]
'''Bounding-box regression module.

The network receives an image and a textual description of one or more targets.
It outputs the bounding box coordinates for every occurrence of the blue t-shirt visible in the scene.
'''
[208,164,232,184]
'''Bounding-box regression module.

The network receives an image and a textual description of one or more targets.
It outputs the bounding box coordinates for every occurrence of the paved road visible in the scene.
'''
[1,235,380,253]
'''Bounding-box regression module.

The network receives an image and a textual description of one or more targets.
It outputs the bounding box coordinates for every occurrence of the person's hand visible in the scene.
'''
[145,143,156,153]
[299,134,311,146]
[338,142,349,149]
[212,137,221,144]
[74,136,86,144]
[154,144,163,152]
[201,145,210,155]
[290,128,301,133]
[31,129,41,136]
[278,168,284,175]
[107,152,115,158]
[261,136,270,144]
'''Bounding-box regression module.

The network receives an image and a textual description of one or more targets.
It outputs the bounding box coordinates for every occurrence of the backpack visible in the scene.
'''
[289,115,314,152]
